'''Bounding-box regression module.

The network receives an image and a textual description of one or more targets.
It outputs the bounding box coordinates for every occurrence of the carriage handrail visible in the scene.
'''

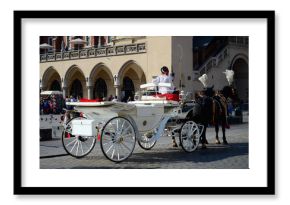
[140,82,172,89]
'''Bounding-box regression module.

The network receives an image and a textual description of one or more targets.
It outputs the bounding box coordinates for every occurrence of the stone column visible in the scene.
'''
[115,86,121,100]
[98,36,101,47]
[39,79,44,92]
[62,78,68,99]
[62,87,67,99]
[86,77,93,99]
[113,74,121,101]
[87,86,93,99]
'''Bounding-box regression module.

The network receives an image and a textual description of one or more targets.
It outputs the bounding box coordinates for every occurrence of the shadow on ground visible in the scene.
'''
[65,142,248,169]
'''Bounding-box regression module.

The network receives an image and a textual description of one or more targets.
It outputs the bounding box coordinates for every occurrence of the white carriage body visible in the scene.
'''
[66,100,180,136]
[62,82,203,162]
[65,82,189,137]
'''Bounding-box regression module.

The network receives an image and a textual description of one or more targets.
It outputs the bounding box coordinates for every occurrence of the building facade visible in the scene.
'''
[40,36,194,101]
[40,36,248,103]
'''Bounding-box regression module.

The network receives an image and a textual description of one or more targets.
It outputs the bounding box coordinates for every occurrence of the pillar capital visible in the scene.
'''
[113,74,120,87]
[86,77,93,87]
[61,78,67,88]
[39,79,44,89]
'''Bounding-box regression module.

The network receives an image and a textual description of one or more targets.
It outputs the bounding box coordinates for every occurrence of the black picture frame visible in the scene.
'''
[14,10,275,195]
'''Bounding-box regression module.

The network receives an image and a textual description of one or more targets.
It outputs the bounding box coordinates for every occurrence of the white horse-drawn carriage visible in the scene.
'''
[62,83,204,162]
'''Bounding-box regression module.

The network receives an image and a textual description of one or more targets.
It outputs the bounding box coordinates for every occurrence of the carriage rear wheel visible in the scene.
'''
[179,121,200,152]
[100,117,136,162]
[138,132,157,150]
[62,117,97,158]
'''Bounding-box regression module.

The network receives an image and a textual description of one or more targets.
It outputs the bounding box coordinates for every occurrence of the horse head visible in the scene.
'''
[222,85,234,99]
[204,85,214,97]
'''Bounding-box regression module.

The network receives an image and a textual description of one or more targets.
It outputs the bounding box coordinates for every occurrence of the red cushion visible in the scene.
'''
[155,93,180,101]
[80,98,103,102]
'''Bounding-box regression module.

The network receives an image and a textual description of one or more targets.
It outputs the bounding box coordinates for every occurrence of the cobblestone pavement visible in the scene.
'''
[40,123,248,169]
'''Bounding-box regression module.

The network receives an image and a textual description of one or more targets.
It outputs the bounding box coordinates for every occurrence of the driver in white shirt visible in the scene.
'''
[152,66,174,94]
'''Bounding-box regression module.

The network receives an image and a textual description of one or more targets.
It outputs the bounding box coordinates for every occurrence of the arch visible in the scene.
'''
[89,63,113,80]
[50,80,61,91]
[41,67,61,91]
[231,56,249,103]
[94,78,107,99]
[64,64,86,83]
[70,79,83,98]
[118,60,146,101]
[122,77,135,102]
[64,65,86,98]
[118,60,145,81]
[229,53,248,70]
[90,63,114,99]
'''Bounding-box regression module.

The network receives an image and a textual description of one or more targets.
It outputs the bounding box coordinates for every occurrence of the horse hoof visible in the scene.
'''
[172,142,178,147]
[223,140,228,145]
[215,140,221,144]
[205,139,209,144]
[201,144,207,149]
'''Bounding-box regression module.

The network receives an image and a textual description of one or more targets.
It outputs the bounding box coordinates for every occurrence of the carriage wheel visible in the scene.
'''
[138,132,157,150]
[100,117,136,162]
[62,117,96,158]
[179,121,200,152]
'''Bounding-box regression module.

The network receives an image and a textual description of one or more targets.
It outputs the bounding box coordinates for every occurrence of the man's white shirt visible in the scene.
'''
[152,75,174,94]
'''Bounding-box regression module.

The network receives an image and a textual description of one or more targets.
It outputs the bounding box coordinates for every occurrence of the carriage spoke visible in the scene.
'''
[105,144,114,154]
[70,139,78,153]
[116,119,119,132]
[119,120,126,133]
[101,117,136,162]
[180,121,199,152]
[117,143,124,159]
[111,147,115,159]
[65,137,77,147]
[76,140,80,155]
[62,117,96,158]
[121,124,132,135]
[102,140,114,146]
[120,141,133,152]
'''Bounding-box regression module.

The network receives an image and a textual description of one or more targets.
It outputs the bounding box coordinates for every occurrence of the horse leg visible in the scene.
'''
[222,121,228,145]
[200,125,207,149]
[171,132,178,147]
[215,121,221,144]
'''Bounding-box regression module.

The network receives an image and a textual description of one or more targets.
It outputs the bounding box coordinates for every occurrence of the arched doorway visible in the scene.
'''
[118,61,146,102]
[94,78,107,99]
[50,80,61,91]
[65,65,87,99]
[90,64,114,100]
[70,79,83,99]
[232,57,248,104]
[42,67,61,92]
[122,77,135,102]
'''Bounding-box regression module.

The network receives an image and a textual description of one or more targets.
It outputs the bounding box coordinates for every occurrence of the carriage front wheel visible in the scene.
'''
[100,117,136,162]
[179,121,200,152]
[62,117,97,158]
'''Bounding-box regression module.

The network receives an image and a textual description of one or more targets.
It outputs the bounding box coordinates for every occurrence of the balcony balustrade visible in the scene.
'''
[40,43,146,63]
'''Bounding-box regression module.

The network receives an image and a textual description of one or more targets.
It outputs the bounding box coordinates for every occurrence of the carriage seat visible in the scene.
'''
[155,92,180,101]
[79,98,103,102]
[139,83,180,102]
[140,92,180,102]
